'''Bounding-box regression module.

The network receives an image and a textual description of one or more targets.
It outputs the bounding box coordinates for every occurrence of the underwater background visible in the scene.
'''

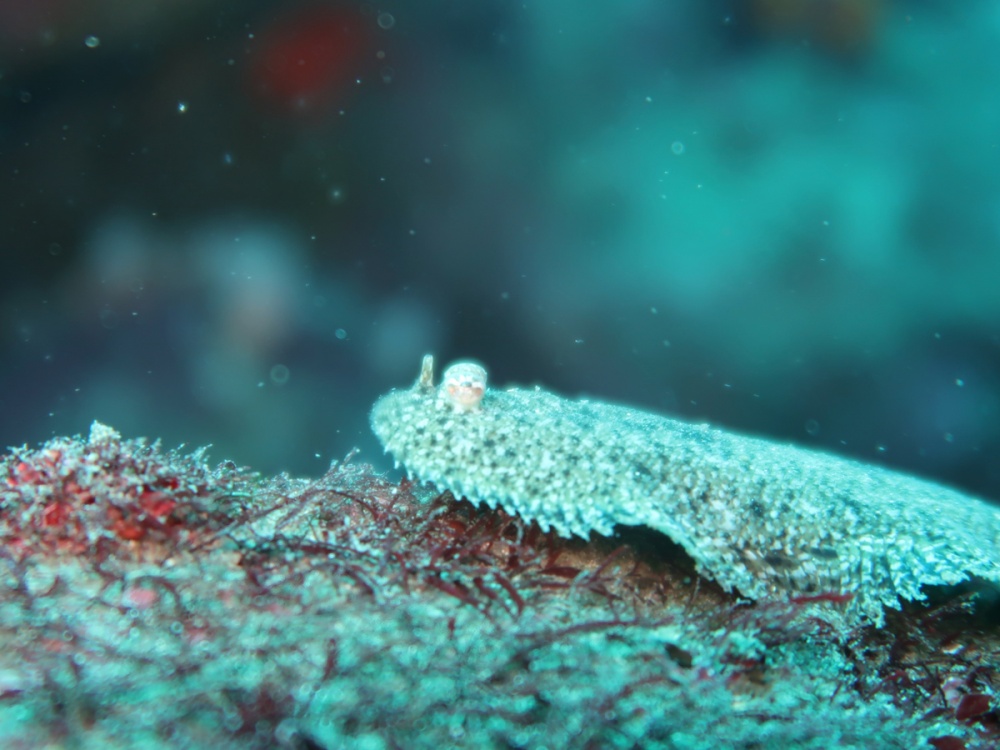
[2,0,999,505]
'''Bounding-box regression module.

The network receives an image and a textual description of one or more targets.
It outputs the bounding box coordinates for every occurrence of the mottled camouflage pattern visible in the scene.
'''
[372,356,1000,626]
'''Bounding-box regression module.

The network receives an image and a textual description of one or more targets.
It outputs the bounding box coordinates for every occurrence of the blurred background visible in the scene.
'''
[2,0,999,502]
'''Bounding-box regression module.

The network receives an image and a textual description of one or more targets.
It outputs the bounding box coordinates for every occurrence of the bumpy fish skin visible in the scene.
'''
[371,356,1000,626]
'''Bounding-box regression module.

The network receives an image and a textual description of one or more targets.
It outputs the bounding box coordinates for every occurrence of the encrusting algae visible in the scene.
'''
[3,416,996,746]
[371,355,1000,627]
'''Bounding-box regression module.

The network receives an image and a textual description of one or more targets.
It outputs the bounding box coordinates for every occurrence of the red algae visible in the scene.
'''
[0,423,996,749]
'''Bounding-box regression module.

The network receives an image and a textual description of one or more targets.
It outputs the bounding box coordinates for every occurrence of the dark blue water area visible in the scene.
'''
[1,0,998,513]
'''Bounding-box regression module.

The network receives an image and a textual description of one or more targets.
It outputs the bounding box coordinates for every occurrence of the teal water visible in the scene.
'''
[1,2,998,747]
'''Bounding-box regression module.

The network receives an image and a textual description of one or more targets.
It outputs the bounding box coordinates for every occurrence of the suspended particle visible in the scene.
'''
[270,364,291,385]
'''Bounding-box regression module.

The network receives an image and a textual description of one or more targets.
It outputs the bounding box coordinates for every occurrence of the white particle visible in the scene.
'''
[270,364,290,385]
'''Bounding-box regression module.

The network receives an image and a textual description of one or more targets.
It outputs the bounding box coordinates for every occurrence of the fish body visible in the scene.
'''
[371,356,1000,626]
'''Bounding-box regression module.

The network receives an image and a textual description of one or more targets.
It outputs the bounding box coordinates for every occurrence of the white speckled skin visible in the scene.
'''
[371,356,1000,626]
